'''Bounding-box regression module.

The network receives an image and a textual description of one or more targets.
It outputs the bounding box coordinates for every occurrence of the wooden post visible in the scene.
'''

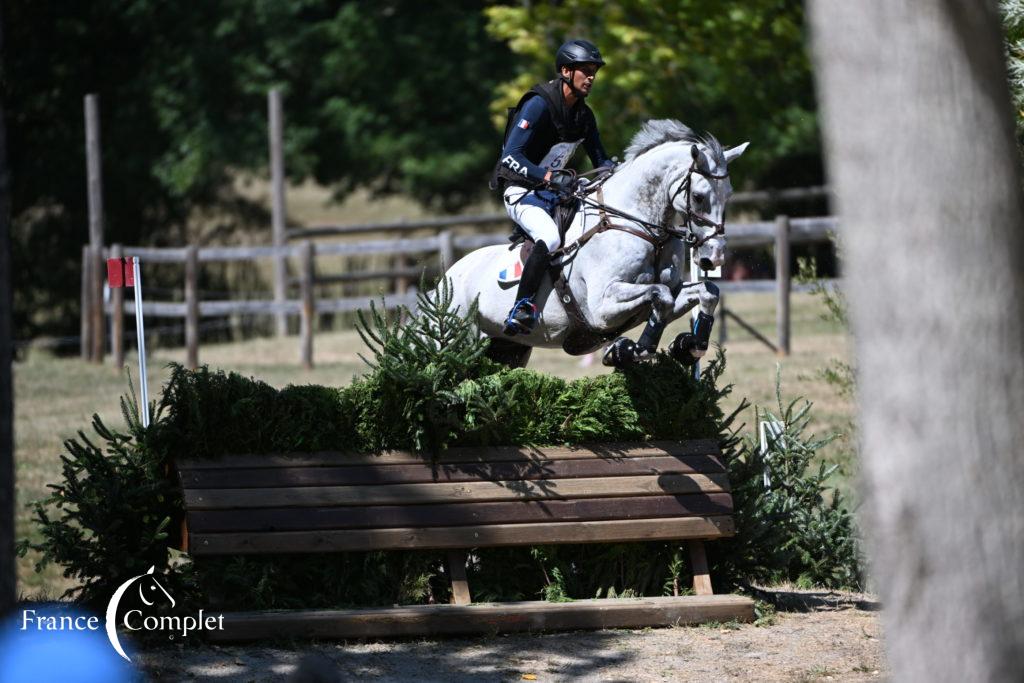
[268,89,288,337]
[395,254,413,324]
[80,245,92,360]
[717,291,727,345]
[438,230,454,274]
[299,241,314,369]
[185,244,199,370]
[775,214,791,356]
[447,551,472,605]
[687,540,713,596]
[394,254,412,295]
[84,94,105,363]
[90,247,104,362]
[110,244,124,368]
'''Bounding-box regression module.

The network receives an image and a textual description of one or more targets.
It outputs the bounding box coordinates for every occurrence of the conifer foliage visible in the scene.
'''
[21,288,862,610]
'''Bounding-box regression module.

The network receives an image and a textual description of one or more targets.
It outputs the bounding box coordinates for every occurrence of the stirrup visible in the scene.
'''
[503,298,539,336]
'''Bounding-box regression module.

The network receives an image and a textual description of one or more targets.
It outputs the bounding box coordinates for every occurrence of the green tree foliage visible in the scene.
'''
[1001,0,1024,142]
[16,384,181,607]
[719,381,862,590]
[485,0,820,185]
[4,1,512,339]
[22,289,862,610]
[7,1,823,342]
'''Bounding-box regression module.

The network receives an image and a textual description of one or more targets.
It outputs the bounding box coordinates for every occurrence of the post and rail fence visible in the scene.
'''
[84,209,838,370]
[73,91,834,368]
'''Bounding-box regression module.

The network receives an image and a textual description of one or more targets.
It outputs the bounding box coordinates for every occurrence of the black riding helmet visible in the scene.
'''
[555,39,604,99]
[555,39,605,72]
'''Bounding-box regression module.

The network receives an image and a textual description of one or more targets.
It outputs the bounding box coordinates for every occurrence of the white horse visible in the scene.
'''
[446,120,748,368]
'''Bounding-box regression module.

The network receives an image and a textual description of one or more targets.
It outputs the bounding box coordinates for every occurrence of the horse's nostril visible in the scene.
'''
[699,258,714,271]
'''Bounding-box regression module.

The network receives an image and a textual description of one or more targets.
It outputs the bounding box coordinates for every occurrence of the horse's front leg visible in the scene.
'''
[590,280,674,367]
[665,280,721,366]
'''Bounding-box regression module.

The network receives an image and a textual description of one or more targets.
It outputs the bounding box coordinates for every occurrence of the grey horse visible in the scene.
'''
[445,120,748,368]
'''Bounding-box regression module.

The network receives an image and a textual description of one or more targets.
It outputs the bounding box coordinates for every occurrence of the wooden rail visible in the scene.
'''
[87,213,838,368]
[283,187,832,241]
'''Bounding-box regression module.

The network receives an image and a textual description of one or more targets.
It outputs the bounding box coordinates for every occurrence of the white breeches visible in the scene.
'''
[502,186,562,250]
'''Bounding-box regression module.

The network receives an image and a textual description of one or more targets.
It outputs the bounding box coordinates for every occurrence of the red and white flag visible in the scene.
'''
[106,257,135,287]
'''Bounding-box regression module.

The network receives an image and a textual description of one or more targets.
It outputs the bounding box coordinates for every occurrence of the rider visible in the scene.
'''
[491,39,615,336]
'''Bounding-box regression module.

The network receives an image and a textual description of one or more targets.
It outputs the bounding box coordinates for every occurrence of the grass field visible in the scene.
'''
[13,290,855,600]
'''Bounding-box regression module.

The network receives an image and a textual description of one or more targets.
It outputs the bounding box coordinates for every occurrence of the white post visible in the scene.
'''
[132,257,150,428]
[690,258,701,379]
[759,420,785,488]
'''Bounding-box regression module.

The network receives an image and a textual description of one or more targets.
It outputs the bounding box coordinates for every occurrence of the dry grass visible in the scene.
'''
[13,290,855,599]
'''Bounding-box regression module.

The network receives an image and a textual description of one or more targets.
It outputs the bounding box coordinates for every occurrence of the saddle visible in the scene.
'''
[506,195,580,252]
[505,198,629,356]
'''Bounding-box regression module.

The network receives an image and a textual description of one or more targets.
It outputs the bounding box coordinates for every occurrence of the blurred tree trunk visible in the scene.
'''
[0,5,14,615]
[807,1,1024,680]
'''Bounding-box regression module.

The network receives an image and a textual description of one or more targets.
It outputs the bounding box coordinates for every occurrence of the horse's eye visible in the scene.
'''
[693,193,705,206]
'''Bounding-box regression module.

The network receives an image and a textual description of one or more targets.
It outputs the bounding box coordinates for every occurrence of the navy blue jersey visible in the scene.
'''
[499,93,612,184]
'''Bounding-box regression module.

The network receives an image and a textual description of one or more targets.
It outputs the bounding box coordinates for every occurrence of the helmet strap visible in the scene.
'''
[560,68,587,99]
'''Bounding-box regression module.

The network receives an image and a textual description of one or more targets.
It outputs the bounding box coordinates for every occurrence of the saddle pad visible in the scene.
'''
[496,243,533,285]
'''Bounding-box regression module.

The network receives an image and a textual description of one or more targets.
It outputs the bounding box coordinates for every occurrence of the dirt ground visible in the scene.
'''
[137,590,887,682]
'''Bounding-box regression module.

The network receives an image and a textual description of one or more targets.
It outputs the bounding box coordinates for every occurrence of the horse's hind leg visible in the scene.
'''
[603,314,667,367]
[485,337,533,368]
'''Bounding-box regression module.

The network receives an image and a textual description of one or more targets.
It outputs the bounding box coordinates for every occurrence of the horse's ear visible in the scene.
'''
[690,144,699,160]
[724,141,750,164]
[695,150,712,175]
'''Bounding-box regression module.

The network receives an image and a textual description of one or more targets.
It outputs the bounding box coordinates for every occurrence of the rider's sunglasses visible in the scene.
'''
[574,63,600,78]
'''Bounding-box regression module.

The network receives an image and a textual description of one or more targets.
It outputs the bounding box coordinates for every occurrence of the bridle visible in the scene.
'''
[667,149,730,249]
[552,146,729,260]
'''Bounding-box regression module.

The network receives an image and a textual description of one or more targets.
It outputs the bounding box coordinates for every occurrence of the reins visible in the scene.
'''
[550,155,729,261]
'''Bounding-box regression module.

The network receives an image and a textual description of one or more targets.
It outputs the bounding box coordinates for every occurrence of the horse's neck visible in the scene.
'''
[570,148,679,240]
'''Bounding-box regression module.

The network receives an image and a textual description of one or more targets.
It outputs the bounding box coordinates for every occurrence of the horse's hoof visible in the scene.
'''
[668,333,700,366]
[633,346,659,363]
[602,337,637,367]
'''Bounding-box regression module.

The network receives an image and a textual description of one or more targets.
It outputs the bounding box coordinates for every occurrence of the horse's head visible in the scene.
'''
[135,568,176,610]
[668,139,749,271]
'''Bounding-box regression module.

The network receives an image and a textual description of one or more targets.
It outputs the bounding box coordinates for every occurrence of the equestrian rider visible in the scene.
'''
[491,39,615,336]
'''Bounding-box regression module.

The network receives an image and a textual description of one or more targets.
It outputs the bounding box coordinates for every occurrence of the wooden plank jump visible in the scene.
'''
[172,440,754,641]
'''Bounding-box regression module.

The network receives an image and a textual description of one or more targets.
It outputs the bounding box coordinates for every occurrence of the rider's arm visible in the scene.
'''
[500,96,551,184]
[583,112,613,168]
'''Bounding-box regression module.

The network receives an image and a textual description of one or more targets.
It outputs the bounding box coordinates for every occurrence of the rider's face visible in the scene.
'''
[562,63,599,95]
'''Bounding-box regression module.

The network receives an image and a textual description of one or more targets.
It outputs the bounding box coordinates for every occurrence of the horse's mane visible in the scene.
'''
[623,119,725,169]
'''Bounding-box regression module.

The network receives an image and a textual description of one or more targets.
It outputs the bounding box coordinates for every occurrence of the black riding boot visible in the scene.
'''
[503,240,550,336]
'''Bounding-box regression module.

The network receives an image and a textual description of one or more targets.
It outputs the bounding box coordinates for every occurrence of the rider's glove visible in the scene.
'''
[547,171,575,194]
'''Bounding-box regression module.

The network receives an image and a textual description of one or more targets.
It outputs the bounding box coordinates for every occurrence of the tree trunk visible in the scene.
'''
[808,1,1024,680]
[0,4,15,615]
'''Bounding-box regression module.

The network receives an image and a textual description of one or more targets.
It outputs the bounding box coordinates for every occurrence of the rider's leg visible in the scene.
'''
[502,187,562,335]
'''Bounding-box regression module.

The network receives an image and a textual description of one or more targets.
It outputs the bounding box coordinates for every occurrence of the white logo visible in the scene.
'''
[501,154,530,176]
[20,566,223,662]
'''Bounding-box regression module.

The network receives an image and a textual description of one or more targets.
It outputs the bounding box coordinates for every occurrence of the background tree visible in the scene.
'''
[5,1,822,345]
[0,3,14,614]
[485,0,819,186]
[4,0,512,341]
[808,1,1024,680]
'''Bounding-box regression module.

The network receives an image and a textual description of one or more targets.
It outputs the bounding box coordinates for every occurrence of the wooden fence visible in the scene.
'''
[85,212,838,369]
